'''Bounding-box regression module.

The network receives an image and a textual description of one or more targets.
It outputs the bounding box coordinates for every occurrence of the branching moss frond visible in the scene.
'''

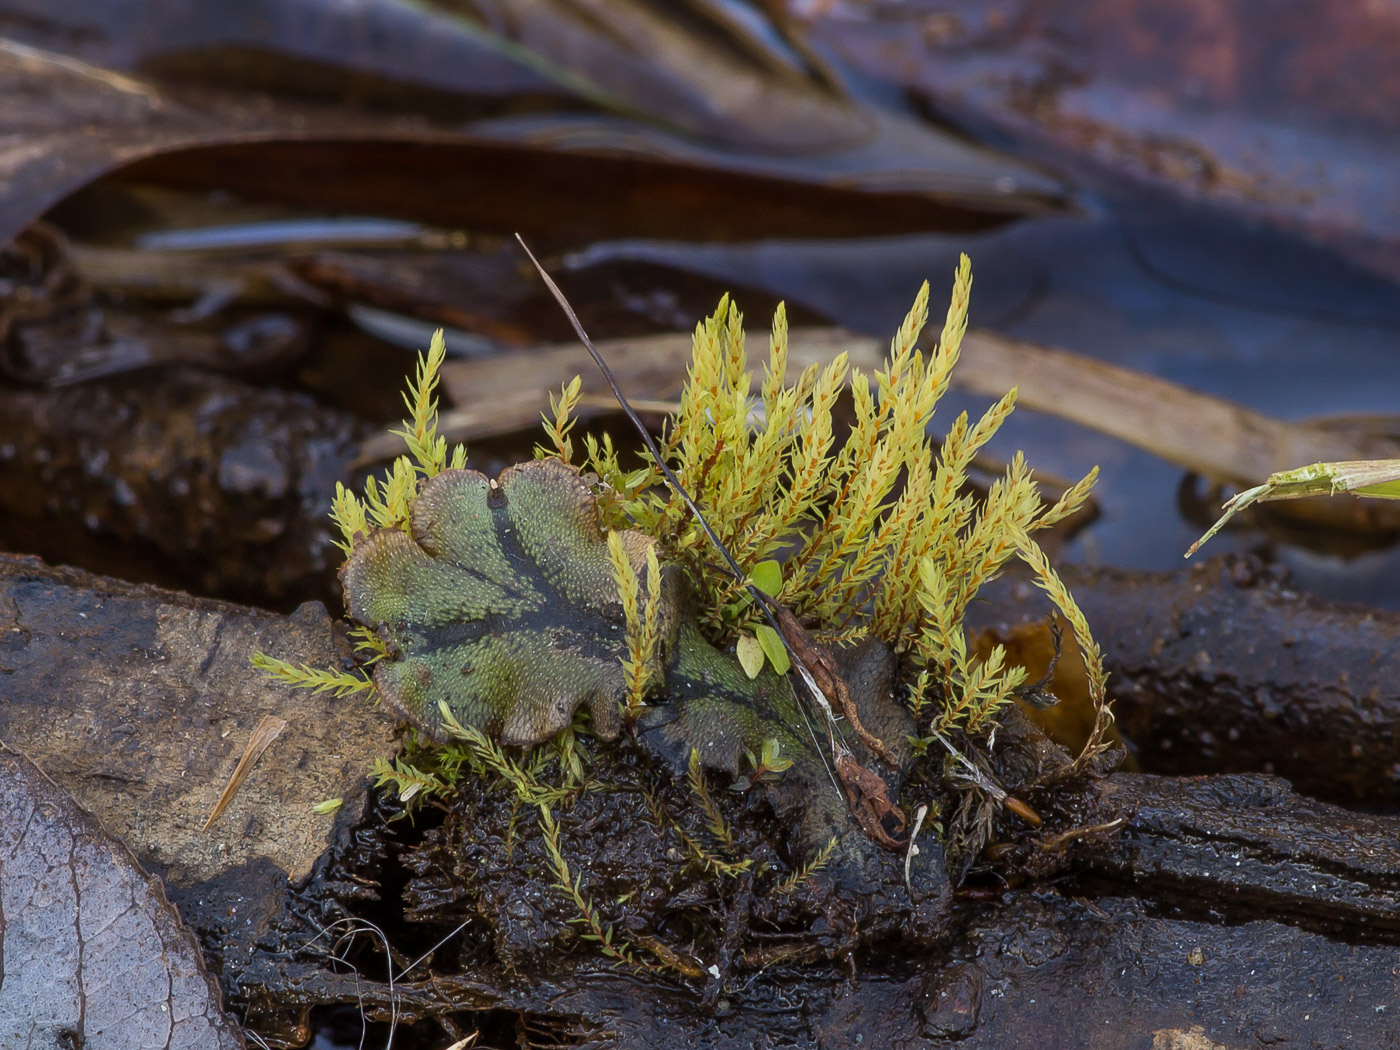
[581,253,1102,736]
[539,804,642,966]
[931,253,973,397]
[346,624,390,665]
[250,652,375,698]
[1035,464,1100,529]
[330,481,369,555]
[687,748,739,856]
[435,706,579,807]
[551,723,589,790]
[608,531,664,714]
[538,804,676,973]
[774,835,837,896]
[364,456,419,533]
[676,827,755,878]
[1011,526,1113,763]
[539,374,584,464]
[390,329,453,479]
[679,746,754,877]
[370,756,450,804]
[912,449,1082,733]
[330,331,468,557]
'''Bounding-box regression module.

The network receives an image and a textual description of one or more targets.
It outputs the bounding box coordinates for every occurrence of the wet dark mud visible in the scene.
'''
[229,770,1400,1049]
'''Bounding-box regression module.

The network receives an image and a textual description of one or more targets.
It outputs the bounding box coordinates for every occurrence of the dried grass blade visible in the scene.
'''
[203,714,288,831]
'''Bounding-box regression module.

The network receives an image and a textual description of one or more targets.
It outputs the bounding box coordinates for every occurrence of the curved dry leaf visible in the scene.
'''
[788,0,1400,285]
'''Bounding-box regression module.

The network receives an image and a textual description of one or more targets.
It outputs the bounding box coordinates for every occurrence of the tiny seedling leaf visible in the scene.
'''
[735,633,765,679]
[755,623,791,675]
[750,559,783,597]
[759,738,794,774]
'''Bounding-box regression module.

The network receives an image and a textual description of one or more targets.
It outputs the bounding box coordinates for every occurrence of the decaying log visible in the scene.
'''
[238,771,1400,1049]
[1077,772,1400,935]
[0,370,366,606]
[976,555,1400,806]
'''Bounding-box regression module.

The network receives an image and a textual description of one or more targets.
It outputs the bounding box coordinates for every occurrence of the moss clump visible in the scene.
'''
[255,256,1113,976]
[565,255,1105,740]
[260,254,1110,775]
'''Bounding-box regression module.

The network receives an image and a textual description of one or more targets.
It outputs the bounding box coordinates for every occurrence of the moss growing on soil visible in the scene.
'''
[256,257,1111,977]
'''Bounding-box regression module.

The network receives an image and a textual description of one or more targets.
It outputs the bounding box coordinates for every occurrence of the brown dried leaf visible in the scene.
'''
[834,751,906,851]
[774,605,898,766]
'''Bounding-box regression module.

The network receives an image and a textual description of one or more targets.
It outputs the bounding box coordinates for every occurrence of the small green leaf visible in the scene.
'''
[312,798,343,814]
[760,738,793,774]
[735,634,765,679]
[755,624,790,675]
[749,559,783,597]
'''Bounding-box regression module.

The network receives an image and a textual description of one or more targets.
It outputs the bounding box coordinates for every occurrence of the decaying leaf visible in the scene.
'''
[774,604,896,766]
[0,745,243,1049]
[340,457,679,746]
[834,750,907,849]
[1187,458,1400,556]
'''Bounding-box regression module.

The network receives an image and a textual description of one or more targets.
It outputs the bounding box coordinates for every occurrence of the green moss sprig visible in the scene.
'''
[264,254,1107,752]
[559,255,1104,736]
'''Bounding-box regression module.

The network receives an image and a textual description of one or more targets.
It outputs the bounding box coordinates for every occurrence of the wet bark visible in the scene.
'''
[0,552,398,893]
[975,555,1400,806]
[1077,772,1400,937]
